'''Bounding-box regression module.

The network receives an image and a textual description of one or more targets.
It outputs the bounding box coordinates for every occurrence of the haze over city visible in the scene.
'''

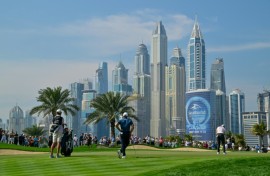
[1,0,270,122]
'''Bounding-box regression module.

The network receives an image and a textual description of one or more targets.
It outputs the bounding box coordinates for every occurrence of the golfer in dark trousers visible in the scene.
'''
[216,124,226,155]
[116,112,134,159]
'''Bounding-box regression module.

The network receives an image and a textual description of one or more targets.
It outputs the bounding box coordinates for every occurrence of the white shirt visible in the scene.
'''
[216,126,226,134]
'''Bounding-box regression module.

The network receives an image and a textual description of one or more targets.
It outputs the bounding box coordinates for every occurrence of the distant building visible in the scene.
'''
[9,105,24,134]
[210,58,228,129]
[257,90,270,145]
[68,82,84,135]
[165,47,186,136]
[242,112,267,147]
[185,89,217,141]
[95,62,109,139]
[150,21,167,138]
[24,110,36,129]
[187,18,206,91]
[229,89,245,134]
[210,58,226,94]
[112,61,132,95]
[81,89,97,136]
[132,43,151,138]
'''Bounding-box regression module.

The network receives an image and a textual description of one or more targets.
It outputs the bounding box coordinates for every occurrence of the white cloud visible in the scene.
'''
[208,42,270,52]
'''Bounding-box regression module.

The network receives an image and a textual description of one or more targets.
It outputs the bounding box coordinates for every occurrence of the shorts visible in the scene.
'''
[52,130,62,143]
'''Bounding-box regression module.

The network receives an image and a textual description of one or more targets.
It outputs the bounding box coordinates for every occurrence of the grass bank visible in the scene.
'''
[0,143,269,176]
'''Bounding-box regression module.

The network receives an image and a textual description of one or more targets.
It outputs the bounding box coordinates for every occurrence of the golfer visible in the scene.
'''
[116,112,134,159]
[216,124,226,155]
[50,109,65,158]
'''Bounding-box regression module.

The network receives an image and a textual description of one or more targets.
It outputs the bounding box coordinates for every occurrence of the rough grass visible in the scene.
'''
[0,143,269,176]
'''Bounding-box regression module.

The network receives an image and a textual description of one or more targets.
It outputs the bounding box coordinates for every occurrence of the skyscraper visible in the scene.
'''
[165,47,186,136]
[95,62,109,138]
[242,112,267,147]
[112,61,132,95]
[132,43,151,137]
[210,58,228,128]
[211,58,226,94]
[187,18,206,91]
[95,62,108,95]
[9,105,24,134]
[81,89,97,135]
[229,89,245,134]
[257,90,270,145]
[150,21,167,137]
[68,82,84,136]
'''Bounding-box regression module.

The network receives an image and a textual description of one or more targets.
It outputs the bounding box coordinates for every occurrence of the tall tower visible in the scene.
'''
[95,62,109,138]
[210,58,228,128]
[150,21,167,137]
[68,82,84,136]
[165,47,186,136]
[95,62,108,94]
[229,89,245,134]
[187,18,206,91]
[257,90,270,145]
[112,61,132,95]
[211,58,226,94]
[132,43,151,137]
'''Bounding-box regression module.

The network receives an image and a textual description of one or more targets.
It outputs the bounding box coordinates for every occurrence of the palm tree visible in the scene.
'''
[30,86,79,118]
[84,91,138,139]
[251,122,270,147]
[23,125,47,136]
[234,134,246,148]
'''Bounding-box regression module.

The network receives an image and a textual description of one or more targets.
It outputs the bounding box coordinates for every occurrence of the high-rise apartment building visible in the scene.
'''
[132,43,151,137]
[81,89,97,136]
[150,21,167,137]
[257,90,270,145]
[187,18,206,91]
[229,89,245,134]
[68,82,84,136]
[9,105,24,134]
[112,61,132,95]
[165,47,186,136]
[211,58,226,94]
[95,62,108,95]
[186,89,217,141]
[95,62,109,138]
[210,58,228,128]
[242,112,267,147]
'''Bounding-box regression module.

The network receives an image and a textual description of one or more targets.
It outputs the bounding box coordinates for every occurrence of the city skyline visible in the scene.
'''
[1,1,270,121]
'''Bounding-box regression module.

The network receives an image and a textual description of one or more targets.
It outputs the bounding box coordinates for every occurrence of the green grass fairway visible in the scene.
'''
[0,145,270,176]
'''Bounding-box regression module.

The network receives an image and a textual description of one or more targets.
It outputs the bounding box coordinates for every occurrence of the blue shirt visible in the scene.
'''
[118,117,133,133]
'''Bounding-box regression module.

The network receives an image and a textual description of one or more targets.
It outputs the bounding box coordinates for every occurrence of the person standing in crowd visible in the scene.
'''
[50,109,65,158]
[216,124,226,155]
[73,134,78,147]
[116,112,134,159]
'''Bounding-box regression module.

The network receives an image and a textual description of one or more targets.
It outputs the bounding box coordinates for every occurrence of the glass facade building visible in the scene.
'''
[187,20,206,91]
[242,112,267,147]
[211,58,226,94]
[185,89,216,141]
[132,43,151,138]
[165,47,186,136]
[150,21,167,138]
[187,19,206,91]
[229,89,245,134]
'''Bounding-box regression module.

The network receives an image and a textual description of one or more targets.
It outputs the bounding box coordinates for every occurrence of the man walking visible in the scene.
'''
[50,109,64,158]
[116,112,134,159]
[216,124,226,155]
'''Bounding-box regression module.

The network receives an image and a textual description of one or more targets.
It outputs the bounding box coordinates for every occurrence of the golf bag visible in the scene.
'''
[61,128,73,157]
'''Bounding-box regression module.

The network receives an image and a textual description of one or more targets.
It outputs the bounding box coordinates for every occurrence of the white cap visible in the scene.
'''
[56,109,62,113]
[123,112,128,117]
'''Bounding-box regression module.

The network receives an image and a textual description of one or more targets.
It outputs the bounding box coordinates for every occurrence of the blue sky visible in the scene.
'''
[1,0,270,122]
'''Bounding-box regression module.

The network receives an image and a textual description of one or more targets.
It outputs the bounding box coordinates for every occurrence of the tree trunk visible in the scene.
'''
[110,120,115,139]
